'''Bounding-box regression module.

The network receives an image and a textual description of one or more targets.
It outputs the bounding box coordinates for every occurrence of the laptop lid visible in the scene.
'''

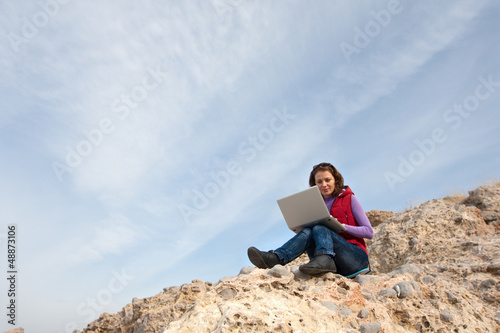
[276,186,346,233]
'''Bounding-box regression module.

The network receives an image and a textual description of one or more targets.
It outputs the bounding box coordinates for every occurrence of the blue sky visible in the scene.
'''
[1,1,499,332]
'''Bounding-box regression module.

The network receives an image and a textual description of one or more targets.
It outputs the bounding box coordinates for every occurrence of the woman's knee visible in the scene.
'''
[298,227,313,238]
[312,224,329,234]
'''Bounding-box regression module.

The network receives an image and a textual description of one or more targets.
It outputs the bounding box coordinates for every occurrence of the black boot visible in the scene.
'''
[299,254,337,275]
[247,247,280,269]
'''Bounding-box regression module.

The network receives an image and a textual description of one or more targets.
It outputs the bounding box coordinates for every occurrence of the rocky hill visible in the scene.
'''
[75,183,499,333]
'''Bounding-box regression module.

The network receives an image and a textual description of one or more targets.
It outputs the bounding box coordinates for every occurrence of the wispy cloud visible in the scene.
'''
[67,214,140,264]
[328,0,487,122]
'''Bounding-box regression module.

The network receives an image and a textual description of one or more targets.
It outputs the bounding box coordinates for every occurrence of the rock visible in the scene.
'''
[3,328,24,333]
[338,305,352,317]
[487,262,500,275]
[360,288,375,301]
[379,281,420,299]
[482,210,500,225]
[354,274,379,286]
[462,182,500,212]
[394,281,420,298]
[359,322,382,333]
[479,278,496,289]
[291,265,310,281]
[321,301,338,314]
[445,290,459,304]
[77,182,500,333]
[266,264,291,278]
[365,209,395,227]
[218,287,238,300]
[389,263,422,279]
[463,182,500,225]
[358,308,370,319]
[379,287,398,298]
[218,275,236,283]
[422,275,436,284]
[440,310,454,323]
[323,272,337,280]
[239,266,255,275]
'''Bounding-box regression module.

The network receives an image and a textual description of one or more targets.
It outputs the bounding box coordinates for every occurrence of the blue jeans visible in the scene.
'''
[274,224,369,276]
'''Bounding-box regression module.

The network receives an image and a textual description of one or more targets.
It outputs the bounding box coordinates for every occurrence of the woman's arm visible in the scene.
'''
[344,195,374,239]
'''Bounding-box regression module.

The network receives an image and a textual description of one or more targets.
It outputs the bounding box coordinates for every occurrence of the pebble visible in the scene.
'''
[359,322,382,333]
[339,305,352,317]
[239,266,256,275]
[479,278,496,289]
[291,266,310,281]
[422,275,435,284]
[394,281,420,298]
[440,310,454,323]
[267,265,291,278]
[390,264,422,279]
[445,291,459,304]
[355,274,379,286]
[218,275,236,282]
[358,309,370,319]
[379,288,397,298]
[321,301,338,314]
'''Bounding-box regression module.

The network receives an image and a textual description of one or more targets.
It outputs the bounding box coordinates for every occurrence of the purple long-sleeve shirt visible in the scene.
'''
[324,195,374,239]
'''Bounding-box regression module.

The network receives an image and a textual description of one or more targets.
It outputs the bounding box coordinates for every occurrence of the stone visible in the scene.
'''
[266,264,291,278]
[359,322,382,333]
[390,263,422,279]
[358,308,370,319]
[422,275,435,284]
[291,265,310,281]
[440,310,454,323]
[355,274,379,286]
[394,281,420,298]
[445,291,459,304]
[379,288,398,298]
[239,266,255,275]
[338,305,352,317]
[337,286,348,295]
[323,272,337,280]
[218,275,236,282]
[487,262,500,275]
[218,287,238,301]
[365,210,395,227]
[482,210,500,224]
[479,278,496,289]
[361,288,374,301]
[321,301,338,314]
[462,183,500,212]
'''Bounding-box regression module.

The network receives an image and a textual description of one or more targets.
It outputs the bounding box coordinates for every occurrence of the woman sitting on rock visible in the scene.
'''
[248,163,374,278]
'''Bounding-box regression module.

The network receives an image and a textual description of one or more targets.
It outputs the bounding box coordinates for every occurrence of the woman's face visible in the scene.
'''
[314,170,335,198]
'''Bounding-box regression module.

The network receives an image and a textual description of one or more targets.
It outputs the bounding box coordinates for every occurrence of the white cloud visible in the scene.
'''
[67,214,140,264]
[328,0,487,122]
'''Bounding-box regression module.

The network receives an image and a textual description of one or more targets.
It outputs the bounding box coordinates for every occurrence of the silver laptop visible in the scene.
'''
[277,186,347,233]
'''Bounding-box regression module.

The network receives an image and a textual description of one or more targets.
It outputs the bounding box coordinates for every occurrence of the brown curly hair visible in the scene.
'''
[309,163,344,197]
